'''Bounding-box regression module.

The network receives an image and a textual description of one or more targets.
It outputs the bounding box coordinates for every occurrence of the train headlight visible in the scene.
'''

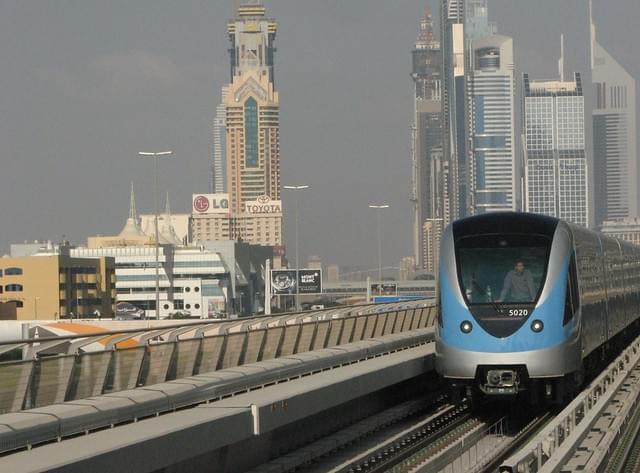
[531,320,544,333]
[460,320,473,334]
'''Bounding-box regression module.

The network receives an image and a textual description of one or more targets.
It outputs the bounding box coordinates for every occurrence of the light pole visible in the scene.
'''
[138,150,173,319]
[283,185,309,311]
[368,204,390,281]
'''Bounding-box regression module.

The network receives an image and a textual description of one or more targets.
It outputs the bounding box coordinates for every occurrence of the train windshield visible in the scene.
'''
[456,234,550,305]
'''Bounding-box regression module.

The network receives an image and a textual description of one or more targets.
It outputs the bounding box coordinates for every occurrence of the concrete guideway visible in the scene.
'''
[500,332,640,472]
[0,335,435,473]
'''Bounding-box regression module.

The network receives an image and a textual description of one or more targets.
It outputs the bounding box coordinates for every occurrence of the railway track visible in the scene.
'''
[249,394,554,473]
[246,393,470,473]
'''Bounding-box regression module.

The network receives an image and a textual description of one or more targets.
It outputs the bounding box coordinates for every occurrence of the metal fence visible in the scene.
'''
[0,303,437,414]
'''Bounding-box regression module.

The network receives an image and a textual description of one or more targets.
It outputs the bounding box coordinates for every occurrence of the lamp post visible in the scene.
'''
[283,185,309,311]
[368,204,390,281]
[138,150,173,319]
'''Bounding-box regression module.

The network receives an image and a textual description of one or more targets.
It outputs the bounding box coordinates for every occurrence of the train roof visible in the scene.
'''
[452,212,560,239]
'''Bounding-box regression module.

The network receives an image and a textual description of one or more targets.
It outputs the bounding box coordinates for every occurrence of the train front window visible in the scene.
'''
[456,235,550,305]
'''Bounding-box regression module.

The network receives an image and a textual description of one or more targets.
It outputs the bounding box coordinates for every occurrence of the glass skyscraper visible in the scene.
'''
[523,73,589,227]
[440,0,496,221]
[469,35,516,213]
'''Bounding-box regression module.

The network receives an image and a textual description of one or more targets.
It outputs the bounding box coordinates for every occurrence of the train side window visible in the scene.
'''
[564,253,580,325]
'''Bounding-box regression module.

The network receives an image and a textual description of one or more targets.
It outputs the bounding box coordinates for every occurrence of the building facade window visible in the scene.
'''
[4,268,23,276]
[5,284,23,292]
[244,97,259,168]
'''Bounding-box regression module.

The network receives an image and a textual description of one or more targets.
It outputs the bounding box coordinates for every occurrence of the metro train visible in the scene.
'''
[435,212,640,403]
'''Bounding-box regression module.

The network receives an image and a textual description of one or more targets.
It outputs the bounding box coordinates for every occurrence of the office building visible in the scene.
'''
[0,252,115,320]
[469,35,516,213]
[440,0,496,221]
[590,1,638,225]
[523,72,589,227]
[411,6,444,269]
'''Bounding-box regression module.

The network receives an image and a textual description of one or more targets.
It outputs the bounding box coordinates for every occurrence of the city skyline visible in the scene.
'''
[1,0,639,269]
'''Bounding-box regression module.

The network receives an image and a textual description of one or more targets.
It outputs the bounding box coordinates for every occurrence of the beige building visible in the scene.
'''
[191,193,282,246]
[0,253,116,320]
[422,218,444,275]
[218,3,282,247]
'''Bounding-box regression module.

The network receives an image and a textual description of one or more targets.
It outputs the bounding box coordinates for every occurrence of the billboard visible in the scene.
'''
[192,194,230,214]
[271,269,323,295]
[244,195,282,214]
[298,269,322,294]
[271,270,297,295]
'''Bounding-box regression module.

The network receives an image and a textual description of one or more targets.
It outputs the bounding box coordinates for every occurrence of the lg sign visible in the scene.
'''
[193,196,209,212]
[192,194,229,214]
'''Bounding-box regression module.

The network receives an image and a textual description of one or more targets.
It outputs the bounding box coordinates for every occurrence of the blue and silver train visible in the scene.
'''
[435,212,640,403]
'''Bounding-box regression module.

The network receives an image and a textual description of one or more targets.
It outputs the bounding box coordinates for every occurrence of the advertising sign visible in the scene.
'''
[192,194,230,214]
[244,195,282,214]
[370,283,398,296]
[271,270,297,295]
[298,269,322,294]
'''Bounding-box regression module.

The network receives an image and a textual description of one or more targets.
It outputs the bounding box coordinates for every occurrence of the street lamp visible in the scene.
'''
[368,204,390,281]
[283,185,309,311]
[138,150,173,319]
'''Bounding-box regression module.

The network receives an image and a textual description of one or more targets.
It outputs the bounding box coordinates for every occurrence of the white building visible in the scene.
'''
[72,245,228,319]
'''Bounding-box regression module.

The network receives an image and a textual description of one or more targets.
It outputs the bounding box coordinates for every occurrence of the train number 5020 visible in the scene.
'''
[508,309,528,317]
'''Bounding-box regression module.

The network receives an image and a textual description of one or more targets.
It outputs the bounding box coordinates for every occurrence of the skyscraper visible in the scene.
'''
[223,2,282,245]
[411,6,443,269]
[590,0,638,225]
[440,0,495,221]
[523,72,589,227]
[468,35,516,213]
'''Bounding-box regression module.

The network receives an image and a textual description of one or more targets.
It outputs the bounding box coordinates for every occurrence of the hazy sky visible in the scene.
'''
[1,0,638,271]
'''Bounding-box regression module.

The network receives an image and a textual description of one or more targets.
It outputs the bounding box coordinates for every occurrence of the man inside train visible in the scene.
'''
[497,259,536,303]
